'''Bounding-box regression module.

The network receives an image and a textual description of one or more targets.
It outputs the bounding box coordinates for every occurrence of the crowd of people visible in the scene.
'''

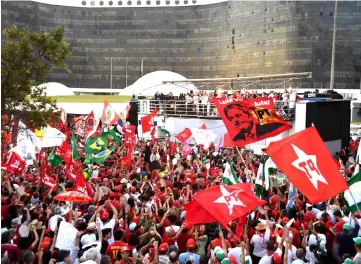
[150,89,298,118]
[1,127,361,264]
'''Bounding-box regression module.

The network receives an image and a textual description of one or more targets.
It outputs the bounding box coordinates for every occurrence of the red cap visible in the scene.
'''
[187,238,196,249]
[282,217,289,224]
[272,253,282,264]
[229,256,237,264]
[120,245,131,253]
[159,243,169,252]
[131,186,136,192]
[101,212,109,220]
[109,192,115,198]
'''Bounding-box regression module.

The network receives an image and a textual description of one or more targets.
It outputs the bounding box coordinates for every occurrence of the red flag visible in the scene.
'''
[58,141,71,164]
[58,107,67,131]
[213,98,291,147]
[235,215,247,238]
[88,120,102,138]
[74,115,86,137]
[6,152,25,174]
[141,109,158,133]
[40,161,56,188]
[84,111,96,138]
[150,127,156,140]
[74,173,94,197]
[123,125,136,136]
[263,127,348,204]
[102,100,119,125]
[120,147,133,166]
[125,104,131,120]
[175,128,192,143]
[200,123,207,129]
[66,159,81,182]
[223,133,234,148]
[245,97,275,111]
[187,183,265,226]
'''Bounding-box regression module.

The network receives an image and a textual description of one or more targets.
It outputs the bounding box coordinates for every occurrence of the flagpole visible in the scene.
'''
[349,188,361,215]
[125,59,128,88]
[110,58,113,94]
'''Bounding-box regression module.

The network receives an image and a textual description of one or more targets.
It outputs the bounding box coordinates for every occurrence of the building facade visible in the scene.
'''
[2,0,361,89]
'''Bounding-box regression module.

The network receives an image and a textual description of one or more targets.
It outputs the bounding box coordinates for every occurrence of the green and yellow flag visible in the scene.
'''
[48,147,63,168]
[85,129,120,154]
[71,128,79,160]
[84,147,115,164]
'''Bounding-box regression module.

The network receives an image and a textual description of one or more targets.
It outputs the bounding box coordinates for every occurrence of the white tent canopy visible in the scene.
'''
[119,71,197,96]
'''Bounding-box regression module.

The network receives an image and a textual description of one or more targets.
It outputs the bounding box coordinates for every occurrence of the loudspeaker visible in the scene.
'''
[305,100,350,150]
[127,101,139,135]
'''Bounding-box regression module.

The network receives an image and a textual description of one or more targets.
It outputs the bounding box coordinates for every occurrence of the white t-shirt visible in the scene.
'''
[251,229,271,257]
[96,218,116,243]
[259,248,282,264]
[305,247,317,264]
[306,234,326,251]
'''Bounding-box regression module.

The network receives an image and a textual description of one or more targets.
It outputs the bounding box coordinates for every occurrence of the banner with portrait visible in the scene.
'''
[245,97,275,111]
[213,98,292,147]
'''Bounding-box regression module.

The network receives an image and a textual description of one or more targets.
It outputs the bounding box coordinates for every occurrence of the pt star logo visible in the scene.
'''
[214,185,245,215]
[291,144,328,190]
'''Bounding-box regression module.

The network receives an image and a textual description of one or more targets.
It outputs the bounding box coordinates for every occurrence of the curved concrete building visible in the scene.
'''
[1,0,361,89]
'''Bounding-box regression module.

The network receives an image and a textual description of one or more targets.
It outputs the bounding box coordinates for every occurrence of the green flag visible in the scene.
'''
[84,147,115,164]
[160,128,171,137]
[48,147,63,168]
[102,129,121,143]
[83,168,92,181]
[71,128,79,160]
[222,161,240,185]
[85,129,120,154]
[342,172,361,213]
[255,155,276,196]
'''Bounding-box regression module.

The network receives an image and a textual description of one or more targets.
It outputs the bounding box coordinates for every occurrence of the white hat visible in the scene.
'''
[306,203,313,208]
[121,178,128,184]
[180,211,186,219]
[86,248,98,261]
[19,225,29,238]
[129,222,137,232]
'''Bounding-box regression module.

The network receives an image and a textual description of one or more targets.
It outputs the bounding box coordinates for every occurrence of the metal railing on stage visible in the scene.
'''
[137,99,296,121]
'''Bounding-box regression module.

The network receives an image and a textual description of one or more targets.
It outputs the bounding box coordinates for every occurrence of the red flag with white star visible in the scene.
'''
[263,127,348,204]
[141,109,158,133]
[175,128,192,143]
[186,183,265,226]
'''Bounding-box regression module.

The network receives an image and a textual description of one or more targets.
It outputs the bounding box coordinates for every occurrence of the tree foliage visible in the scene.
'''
[1,25,71,128]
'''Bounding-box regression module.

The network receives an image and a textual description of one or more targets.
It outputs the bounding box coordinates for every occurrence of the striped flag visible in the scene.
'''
[255,155,277,196]
[222,161,240,185]
[342,172,361,213]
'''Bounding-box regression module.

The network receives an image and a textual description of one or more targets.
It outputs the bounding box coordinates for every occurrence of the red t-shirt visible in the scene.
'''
[333,221,345,243]
[177,232,192,252]
[269,195,281,210]
[1,201,14,219]
[210,238,231,250]
[1,244,18,263]
[278,227,299,247]
[106,241,129,263]
[303,212,316,226]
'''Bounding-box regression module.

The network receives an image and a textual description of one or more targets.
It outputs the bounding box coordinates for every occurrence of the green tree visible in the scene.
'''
[1,25,71,128]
